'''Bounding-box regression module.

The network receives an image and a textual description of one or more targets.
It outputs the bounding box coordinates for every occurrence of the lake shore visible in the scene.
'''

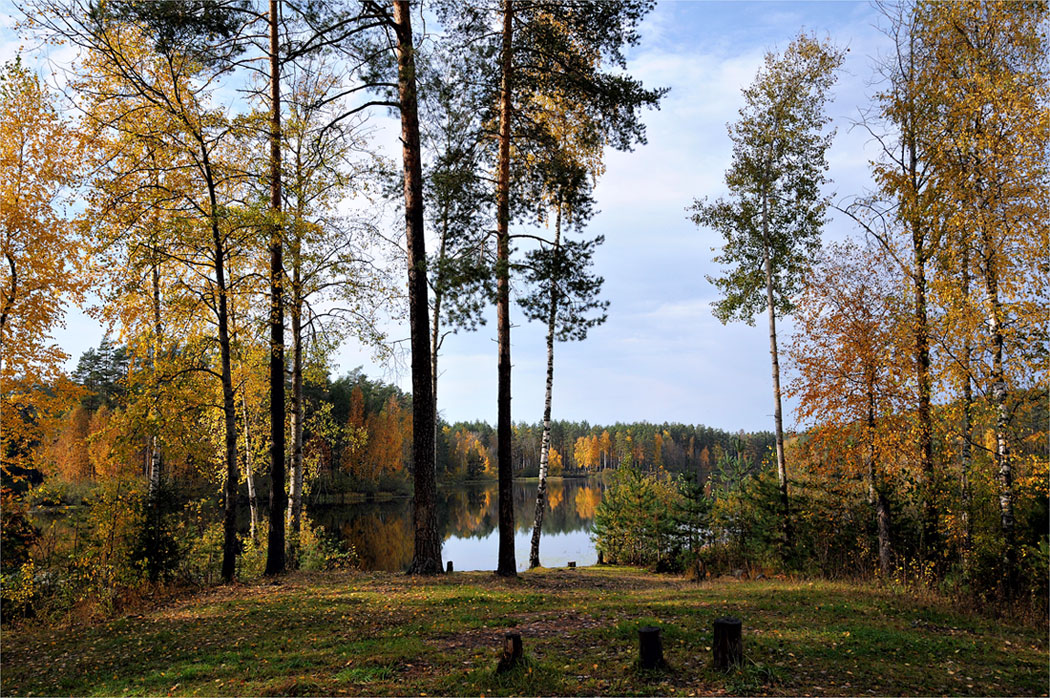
[3,566,1046,696]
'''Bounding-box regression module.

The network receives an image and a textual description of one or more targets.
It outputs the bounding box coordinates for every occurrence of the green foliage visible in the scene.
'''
[592,466,689,570]
[70,337,129,411]
[703,468,786,574]
[691,33,843,326]
[0,559,39,622]
[175,500,225,586]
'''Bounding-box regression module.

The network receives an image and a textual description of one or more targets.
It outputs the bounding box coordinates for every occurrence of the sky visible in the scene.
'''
[3,1,893,434]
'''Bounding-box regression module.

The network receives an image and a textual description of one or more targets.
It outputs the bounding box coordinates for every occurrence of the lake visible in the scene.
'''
[311,477,604,572]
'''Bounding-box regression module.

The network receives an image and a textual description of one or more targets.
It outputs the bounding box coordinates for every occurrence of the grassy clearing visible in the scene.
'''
[2,566,1046,696]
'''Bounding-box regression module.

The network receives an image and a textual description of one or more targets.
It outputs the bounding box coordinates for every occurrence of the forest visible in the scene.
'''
[0,0,1047,695]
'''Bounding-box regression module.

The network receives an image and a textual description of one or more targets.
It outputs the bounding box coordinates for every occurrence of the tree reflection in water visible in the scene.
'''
[312,478,603,571]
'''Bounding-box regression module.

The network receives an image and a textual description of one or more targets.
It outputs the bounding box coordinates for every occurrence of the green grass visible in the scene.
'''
[2,567,1046,696]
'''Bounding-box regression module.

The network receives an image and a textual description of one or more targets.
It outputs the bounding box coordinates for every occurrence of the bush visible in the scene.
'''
[1,490,40,574]
[24,479,92,507]
[298,516,357,571]
[592,466,685,570]
[0,560,39,622]
[130,482,181,582]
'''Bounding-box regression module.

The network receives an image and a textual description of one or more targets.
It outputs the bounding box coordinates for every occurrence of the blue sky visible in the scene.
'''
[3,1,889,433]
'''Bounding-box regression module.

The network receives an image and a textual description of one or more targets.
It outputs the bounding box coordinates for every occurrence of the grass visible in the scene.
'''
[1,566,1046,696]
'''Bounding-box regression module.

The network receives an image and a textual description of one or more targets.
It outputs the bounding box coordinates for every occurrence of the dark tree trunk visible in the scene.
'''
[911,223,935,560]
[265,0,287,577]
[959,238,973,559]
[394,0,441,575]
[866,391,892,577]
[147,240,162,494]
[494,0,516,578]
[205,167,238,584]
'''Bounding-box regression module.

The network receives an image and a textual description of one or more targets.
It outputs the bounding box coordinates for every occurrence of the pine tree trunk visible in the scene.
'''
[494,0,517,578]
[394,0,442,575]
[529,204,561,570]
[761,190,791,547]
[265,0,287,577]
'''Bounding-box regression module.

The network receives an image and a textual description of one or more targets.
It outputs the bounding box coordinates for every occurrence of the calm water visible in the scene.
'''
[312,478,604,572]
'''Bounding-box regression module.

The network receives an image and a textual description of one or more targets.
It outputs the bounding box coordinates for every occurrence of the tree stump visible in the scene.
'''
[638,626,665,669]
[567,561,576,568]
[446,560,453,573]
[496,631,523,673]
[713,617,742,670]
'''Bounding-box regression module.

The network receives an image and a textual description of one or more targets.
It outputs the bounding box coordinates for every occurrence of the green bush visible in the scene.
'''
[592,466,686,570]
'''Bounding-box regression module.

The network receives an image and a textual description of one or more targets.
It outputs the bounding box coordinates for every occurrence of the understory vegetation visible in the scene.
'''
[592,439,1048,616]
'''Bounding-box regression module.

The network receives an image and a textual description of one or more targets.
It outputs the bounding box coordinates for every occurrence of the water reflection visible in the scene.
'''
[312,478,604,572]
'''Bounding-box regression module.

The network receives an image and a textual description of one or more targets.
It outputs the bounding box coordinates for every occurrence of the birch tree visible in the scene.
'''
[690,33,843,549]
[917,0,1049,592]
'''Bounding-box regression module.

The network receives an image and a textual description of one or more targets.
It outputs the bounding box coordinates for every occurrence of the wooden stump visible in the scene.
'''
[446,560,453,573]
[638,626,665,669]
[713,617,742,670]
[496,631,523,673]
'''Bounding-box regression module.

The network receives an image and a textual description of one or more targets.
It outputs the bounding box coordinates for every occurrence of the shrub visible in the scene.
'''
[130,482,181,582]
[592,466,684,570]
[298,516,357,571]
[1,490,39,573]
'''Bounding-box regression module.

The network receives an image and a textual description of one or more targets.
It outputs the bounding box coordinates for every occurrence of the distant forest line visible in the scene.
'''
[34,338,773,497]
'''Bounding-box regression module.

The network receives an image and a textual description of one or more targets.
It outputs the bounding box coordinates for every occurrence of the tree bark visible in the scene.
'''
[910,212,936,560]
[866,390,892,577]
[287,278,304,566]
[264,0,287,577]
[761,189,791,547]
[206,167,239,585]
[494,0,516,578]
[393,0,441,575]
[899,34,937,560]
[959,238,973,559]
[431,213,447,478]
[147,240,162,495]
[979,227,1016,593]
[529,203,561,569]
[242,393,259,541]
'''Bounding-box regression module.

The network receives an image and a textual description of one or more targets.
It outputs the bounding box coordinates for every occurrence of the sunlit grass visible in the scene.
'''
[2,567,1046,696]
